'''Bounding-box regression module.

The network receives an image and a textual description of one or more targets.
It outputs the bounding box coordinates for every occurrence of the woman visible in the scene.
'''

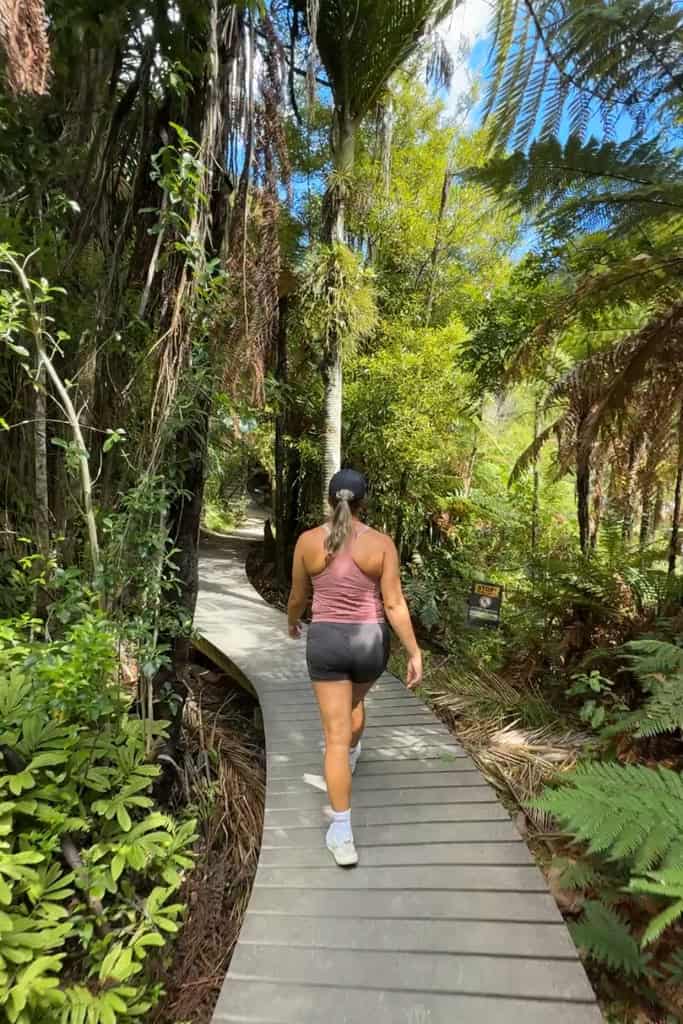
[287,469,422,866]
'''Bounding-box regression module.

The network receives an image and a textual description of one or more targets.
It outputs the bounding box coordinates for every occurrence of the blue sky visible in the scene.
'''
[442,0,493,123]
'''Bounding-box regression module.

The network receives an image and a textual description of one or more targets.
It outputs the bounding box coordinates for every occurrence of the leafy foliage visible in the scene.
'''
[0,617,196,1023]
[629,869,683,947]
[297,243,377,358]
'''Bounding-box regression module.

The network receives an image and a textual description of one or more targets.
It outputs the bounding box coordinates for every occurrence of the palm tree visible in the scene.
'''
[294,0,456,502]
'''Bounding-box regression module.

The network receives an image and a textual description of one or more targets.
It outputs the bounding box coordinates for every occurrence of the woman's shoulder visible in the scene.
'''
[358,524,394,550]
[296,524,328,548]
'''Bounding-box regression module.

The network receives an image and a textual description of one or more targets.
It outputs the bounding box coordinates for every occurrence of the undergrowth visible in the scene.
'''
[0,614,196,1024]
[151,666,265,1023]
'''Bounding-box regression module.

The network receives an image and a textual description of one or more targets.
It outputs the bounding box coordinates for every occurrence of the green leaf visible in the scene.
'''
[116,805,132,832]
[111,854,125,882]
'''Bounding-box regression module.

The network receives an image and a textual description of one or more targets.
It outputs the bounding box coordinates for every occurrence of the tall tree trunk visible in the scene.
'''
[639,443,657,550]
[653,484,664,534]
[577,453,590,553]
[622,439,639,541]
[669,401,683,573]
[6,252,100,579]
[274,295,289,585]
[320,108,356,507]
[531,393,540,555]
[425,164,453,328]
[394,469,410,559]
[462,401,483,498]
[590,470,603,549]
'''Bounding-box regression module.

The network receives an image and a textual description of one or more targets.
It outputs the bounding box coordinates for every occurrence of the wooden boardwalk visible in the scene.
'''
[196,514,602,1024]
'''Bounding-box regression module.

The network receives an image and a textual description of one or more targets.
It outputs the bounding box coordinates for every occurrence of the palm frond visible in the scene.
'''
[294,0,457,123]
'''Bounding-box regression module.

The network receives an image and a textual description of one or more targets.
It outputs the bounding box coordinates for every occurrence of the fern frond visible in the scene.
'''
[570,900,650,977]
[620,638,683,679]
[533,762,683,873]
[508,417,564,486]
[662,948,683,984]
[554,856,601,891]
[632,680,683,738]
[485,0,683,151]
[629,870,683,946]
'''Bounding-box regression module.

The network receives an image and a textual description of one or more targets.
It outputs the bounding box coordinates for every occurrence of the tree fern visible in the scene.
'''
[570,899,650,978]
[485,0,683,152]
[533,762,683,872]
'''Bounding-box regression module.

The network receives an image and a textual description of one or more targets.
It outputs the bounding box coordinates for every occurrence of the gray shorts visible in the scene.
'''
[306,622,391,684]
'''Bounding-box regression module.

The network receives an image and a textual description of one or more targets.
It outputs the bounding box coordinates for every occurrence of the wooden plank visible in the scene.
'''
[214,980,602,1024]
[263,802,510,829]
[238,914,578,959]
[254,864,548,892]
[268,768,483,792]
[265,724,455,743]
[228,944,597,1002]
[267,759,477,781]
[258,841,534,869]
[267,744,466,763]
[265,784,499,809]
[247,886,562,922]
[261,819,523,847]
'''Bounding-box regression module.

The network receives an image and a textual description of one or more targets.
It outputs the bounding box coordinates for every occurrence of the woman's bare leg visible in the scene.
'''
[351,681,374,747]
[313,681,352,811]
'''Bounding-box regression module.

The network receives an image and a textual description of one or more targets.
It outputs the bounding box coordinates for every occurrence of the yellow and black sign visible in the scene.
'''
[467,580,503,628]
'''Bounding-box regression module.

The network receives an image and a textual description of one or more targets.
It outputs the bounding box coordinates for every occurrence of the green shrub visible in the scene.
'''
[0,616,196,1024]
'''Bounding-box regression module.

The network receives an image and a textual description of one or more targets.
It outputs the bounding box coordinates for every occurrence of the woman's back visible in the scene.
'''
[310,524,385,624]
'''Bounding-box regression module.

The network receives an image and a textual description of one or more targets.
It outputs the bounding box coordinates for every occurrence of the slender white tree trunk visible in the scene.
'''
[34,352,49,559]
[321,109,355,507]
[6,252,101,581]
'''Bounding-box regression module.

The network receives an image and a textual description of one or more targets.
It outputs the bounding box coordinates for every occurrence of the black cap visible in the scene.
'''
[328,469,367,502]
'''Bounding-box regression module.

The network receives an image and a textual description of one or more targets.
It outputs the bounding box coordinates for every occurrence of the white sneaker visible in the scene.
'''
[326,837,359,867]
[350,741,362,774]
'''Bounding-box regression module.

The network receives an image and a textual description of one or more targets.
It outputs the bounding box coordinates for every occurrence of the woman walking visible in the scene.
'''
[287,469,423,866]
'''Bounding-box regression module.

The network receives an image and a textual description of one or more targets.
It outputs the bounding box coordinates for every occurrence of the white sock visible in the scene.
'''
[349,741,362,772]
[326,808,353,846]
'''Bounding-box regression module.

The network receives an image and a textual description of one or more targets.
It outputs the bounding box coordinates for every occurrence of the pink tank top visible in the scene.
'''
[311,525,385,624]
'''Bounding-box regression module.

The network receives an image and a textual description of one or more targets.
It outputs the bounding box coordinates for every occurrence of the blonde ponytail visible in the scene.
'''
[325,488,354,557]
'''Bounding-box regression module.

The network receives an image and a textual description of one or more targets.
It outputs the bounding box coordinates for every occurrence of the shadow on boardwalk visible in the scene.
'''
[195,514,603,1024]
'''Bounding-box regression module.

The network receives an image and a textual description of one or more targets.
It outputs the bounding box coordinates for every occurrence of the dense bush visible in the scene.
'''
[0,615,195,1024]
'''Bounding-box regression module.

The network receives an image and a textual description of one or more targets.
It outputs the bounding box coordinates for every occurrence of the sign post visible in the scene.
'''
[467,580,503,628]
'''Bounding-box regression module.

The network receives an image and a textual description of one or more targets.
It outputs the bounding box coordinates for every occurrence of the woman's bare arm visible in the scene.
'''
[380,537,422,688]
[287,535,310,636]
